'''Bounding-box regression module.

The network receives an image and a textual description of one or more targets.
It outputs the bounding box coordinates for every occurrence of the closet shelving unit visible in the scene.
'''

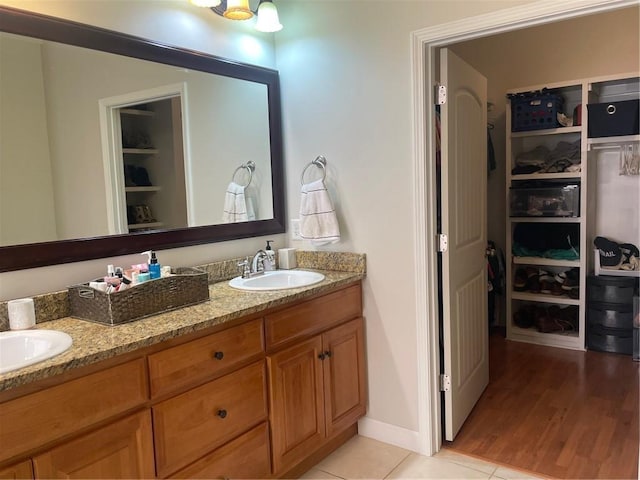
[120,106,164,231]
[506,73,640,350]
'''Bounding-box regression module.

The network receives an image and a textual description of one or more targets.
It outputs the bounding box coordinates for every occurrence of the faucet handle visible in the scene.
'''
[237,257,251,278]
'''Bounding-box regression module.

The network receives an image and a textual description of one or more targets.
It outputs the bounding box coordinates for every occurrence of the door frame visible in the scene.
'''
[410,0,638,456]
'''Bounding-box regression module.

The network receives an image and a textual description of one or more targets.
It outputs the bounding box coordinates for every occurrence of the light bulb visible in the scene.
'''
[255,0,283,32]
[224,0,253,20]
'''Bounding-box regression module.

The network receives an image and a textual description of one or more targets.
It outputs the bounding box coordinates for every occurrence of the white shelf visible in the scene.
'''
[513,256,580,267]
[512,291,580,305]
[120,108,155,117]
[125,186,161,193]
[509,216,581,223]
[122,148,159,154]
[511,126,582,138]
[593,249,640,277]
[509,172,582,182]
[128,222,163,230]
[587,135,640,152]
[508,325,583,351]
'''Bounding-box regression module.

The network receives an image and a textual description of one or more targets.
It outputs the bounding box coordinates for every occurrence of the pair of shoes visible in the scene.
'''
[535,305,577,333]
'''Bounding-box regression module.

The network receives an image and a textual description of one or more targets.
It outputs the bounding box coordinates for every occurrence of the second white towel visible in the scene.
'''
[300,179,340,246]
[222,181,255,223]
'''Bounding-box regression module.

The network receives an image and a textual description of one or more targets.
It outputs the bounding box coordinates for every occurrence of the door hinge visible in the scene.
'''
[440,374,451,392]
[435,84,447,105]
[437,233,448,253]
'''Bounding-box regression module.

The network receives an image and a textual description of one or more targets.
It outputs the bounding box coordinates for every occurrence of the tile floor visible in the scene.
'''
[299,436,545,480]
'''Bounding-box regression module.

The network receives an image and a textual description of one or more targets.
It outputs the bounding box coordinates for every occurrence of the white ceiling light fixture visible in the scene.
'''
[191,0,283,32]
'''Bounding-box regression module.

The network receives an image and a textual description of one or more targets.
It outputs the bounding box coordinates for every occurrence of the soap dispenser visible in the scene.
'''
[264,240,276,271]
[143,250,162,280]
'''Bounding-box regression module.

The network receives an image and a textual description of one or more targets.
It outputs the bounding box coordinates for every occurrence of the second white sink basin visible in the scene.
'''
[0,329,73,374]
[229,270,325,291]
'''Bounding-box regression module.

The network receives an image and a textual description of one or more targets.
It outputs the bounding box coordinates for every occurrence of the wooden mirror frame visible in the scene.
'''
[0,6,285,272]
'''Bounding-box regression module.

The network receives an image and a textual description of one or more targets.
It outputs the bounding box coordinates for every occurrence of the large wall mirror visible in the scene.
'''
[0,6,285,272]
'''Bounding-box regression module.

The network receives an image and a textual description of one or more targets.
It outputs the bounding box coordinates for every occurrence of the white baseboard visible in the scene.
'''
[357,417,422,453]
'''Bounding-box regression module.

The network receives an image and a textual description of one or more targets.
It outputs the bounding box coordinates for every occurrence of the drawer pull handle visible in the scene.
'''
[318,351,332,360]
[217,409,228,419]
[213,351,224,360]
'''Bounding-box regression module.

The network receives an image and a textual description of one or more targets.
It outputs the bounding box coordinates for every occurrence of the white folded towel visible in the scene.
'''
[222,181,252,223]
[300,179,340,246]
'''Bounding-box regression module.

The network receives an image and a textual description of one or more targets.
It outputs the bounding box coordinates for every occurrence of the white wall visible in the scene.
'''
[0,35,57,245]
[274,0,539,442]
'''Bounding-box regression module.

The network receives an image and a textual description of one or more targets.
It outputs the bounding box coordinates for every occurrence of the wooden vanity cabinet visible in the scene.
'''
[266,284,366,475]
[0,280,366,480]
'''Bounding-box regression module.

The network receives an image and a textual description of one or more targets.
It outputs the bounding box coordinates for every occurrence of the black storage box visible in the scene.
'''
[587,275,639,305]
[587,302,633,330]
[587,99,640,138]
[509,91,564,132]
[587,324,633,355]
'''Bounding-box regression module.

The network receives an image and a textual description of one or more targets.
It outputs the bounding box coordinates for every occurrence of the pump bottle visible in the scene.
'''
[143,251,162,280]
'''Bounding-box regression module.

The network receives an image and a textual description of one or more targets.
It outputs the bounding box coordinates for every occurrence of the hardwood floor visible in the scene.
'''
[445,333,639,479]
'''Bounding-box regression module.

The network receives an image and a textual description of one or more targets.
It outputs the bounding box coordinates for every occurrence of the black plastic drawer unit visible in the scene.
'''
[587,324,633,355]
[587,302,634,330]
[587,275,639,305]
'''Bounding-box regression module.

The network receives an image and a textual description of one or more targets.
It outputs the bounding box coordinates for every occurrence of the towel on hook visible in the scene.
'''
[222,182,255,223]
[300,179,340,246]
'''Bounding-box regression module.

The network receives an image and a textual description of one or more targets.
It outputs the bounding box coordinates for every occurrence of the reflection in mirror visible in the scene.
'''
[0,6,284,272]
[1,32,273,246]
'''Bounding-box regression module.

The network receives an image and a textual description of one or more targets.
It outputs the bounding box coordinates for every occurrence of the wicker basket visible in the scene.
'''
[68,267,209,325]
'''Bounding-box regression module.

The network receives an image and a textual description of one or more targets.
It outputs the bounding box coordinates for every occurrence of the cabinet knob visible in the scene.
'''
[213,351,224,360]
[318,352,326,360]
[217,409,228,419]
[325,350,332,358]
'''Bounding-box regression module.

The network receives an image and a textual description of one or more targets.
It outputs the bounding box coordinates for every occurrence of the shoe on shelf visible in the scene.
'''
[539,271,555,294]
[513,268,528,291]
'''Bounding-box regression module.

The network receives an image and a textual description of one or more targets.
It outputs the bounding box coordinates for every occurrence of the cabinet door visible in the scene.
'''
[32,410,154,479]
[0,459,33,479]
[322,317,367,437]
[268,336,325,474]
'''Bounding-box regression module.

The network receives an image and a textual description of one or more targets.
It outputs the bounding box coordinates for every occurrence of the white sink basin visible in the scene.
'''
[0,329,73,374]
[229,270,325,291]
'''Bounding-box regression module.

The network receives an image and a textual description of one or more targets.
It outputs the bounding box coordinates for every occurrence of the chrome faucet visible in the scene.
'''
[252,250,268,274]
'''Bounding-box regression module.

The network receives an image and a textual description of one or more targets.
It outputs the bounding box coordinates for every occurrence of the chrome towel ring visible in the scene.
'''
[231,161,255,188]
[300,155,327,185]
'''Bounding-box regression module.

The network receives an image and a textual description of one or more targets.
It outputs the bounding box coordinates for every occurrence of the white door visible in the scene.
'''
[440,48,489,441]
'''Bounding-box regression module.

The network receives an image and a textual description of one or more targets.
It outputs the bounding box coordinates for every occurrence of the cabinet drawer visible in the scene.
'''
[171,422,271,479]
[265,284,362,349]
[153,360,268,478]
[0,358,148,463]
[148,318,264,398]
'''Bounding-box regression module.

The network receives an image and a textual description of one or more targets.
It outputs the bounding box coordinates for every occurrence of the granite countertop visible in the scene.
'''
[0,268,363,392]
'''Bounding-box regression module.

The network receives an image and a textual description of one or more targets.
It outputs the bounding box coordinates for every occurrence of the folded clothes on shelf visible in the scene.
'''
[512,139,581,175]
